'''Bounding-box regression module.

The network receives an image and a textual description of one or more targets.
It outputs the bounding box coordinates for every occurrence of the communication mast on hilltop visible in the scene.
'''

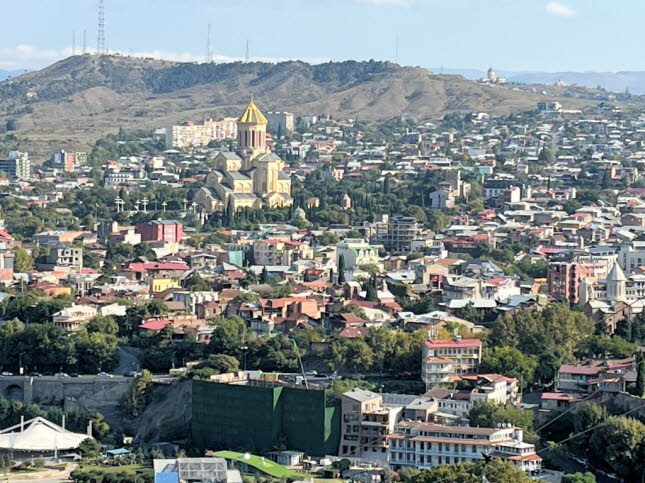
[245,40,250,63]
[206,24,213,63]
[97,0,106,55]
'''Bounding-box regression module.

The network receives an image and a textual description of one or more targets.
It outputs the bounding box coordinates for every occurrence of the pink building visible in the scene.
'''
[136,220,183,243]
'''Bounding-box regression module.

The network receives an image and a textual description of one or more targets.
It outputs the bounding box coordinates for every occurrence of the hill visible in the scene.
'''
[0,55,592,154]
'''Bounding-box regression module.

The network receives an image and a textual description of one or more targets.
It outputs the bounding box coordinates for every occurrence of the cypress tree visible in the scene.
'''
[636,352,645,398]
[338,255,346,284]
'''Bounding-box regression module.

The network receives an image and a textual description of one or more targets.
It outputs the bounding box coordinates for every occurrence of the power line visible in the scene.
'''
[537,402,645,455]
[535,390,601,434]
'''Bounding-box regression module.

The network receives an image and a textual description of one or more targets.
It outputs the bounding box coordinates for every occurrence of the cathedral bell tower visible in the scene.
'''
[237,97,268,163]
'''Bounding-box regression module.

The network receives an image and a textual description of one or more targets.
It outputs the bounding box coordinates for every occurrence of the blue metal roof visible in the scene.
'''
[155,472,179,483]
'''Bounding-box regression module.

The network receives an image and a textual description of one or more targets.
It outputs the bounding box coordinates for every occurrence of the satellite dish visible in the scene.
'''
[243,453,251,460]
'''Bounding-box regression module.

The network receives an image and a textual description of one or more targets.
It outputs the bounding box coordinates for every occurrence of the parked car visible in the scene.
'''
[96,372,113,378]
[1,372,13,377]
[125,371,141,378]
[55,372,70,378]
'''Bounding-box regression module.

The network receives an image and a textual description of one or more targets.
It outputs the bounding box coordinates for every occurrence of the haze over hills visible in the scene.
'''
[0,55,592,154]
[435,67,645,94]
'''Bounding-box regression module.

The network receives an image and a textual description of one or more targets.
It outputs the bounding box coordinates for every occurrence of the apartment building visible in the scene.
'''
[36,247,83,271]
[424,374,520,419]
[547,261,608,305]
[253,239,312,266]
[0,151,30,180]
[388,421,541,474]
[372,215,420,253]
[136,220,184,243]
[336,239,381,270]
[339,389,402,462]
[266,111,295,135]
[421,338,482,389]
[167,118,237,148]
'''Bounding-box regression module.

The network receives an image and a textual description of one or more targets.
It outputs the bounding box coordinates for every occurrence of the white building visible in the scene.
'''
[421,338,483,389]
[388,421,541,474]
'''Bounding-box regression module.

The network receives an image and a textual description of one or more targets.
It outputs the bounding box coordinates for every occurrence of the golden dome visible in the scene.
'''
[237,97,268,125]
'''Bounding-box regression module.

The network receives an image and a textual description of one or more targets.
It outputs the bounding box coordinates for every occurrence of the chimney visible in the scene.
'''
[62,415,66,430]
[87,420,93,437]
[20,416,24,432]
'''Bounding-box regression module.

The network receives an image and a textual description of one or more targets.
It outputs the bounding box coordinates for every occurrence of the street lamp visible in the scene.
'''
[18,352,25,375]
[240,346,249,371]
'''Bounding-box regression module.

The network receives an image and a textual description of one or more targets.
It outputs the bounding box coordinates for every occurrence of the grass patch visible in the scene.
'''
[212,451,304,479]
[78,464,152,475]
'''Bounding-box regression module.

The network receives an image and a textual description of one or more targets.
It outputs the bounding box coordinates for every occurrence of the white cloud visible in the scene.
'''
[357,0,411,7]
[0,44,331,73]
[545,1,576,18]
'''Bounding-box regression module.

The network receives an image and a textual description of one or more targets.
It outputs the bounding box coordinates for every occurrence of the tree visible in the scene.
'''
[479,346,537,388]
[260,266,269,284]
[562,472,596,483]
[588,416,645,480]
[468,402,538,443]
[572,402,607,449]
[13,248,33,273]
[337,254,346,284]
[636,351,645,397]
[123,369,153,417]
[183,272,211,291]
[86,316,119,335]
[5,119,16,132]
[78,438,102,458]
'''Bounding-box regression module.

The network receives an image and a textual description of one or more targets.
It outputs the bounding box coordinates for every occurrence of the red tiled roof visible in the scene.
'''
[139,318,172,331]
[425,338,482,349]
[125,262,189,273]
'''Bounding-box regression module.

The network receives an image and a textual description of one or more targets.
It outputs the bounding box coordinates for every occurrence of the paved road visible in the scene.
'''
[115,346,142,376]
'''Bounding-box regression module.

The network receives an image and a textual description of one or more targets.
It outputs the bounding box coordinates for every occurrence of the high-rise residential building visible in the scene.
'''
[49,150,83,172]
[388,421,541,474]
[266,111,295,135]
[339,388,402,462]
[167,118,238,149]
[0,151,30,180]
[421,338,483,389]
[373,215,420,253]
[547,260,608,305]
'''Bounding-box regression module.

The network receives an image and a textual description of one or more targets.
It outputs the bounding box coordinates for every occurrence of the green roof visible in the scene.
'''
[212,451,304,479]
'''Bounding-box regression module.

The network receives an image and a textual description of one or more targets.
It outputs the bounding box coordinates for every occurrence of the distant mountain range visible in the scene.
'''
[432,67,645,94]
[0,70,24,81]
[0,55,591,154]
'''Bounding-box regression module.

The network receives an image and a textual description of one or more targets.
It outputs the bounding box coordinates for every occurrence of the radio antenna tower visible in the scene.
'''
[83,30,87,54]
[72,31,76,56]
[97,0,106,55]
[206,24,213,63]
[245,40,250,63]
[395,33,399,64]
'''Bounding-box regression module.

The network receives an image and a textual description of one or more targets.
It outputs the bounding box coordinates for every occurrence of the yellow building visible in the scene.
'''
[150,277,181,293]
[195,99,293,213]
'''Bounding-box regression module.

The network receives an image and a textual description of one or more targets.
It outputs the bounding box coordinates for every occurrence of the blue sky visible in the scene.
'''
[0,0,640,72]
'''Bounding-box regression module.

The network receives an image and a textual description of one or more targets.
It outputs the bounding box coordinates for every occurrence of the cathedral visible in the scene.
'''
[195,99,293,213]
